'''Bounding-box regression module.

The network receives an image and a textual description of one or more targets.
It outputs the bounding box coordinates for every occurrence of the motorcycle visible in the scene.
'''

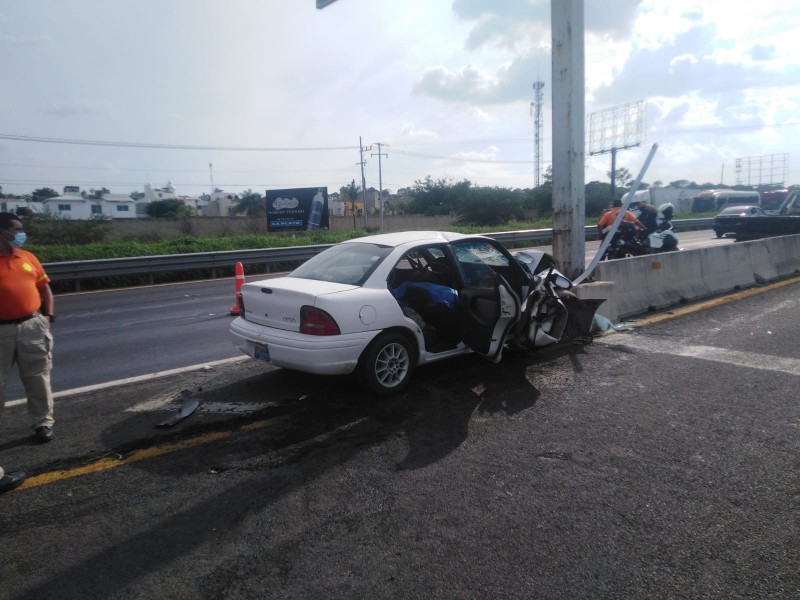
[600,219,679,260]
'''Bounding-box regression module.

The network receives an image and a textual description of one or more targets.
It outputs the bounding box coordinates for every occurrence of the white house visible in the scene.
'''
[42,187,137,219]
[139,182,201,215]
[143,181,177,201]
[0,199,44,214]
[198,188,240,217]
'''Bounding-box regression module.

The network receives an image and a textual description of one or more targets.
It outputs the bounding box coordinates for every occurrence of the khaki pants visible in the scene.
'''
[0,315,55,431]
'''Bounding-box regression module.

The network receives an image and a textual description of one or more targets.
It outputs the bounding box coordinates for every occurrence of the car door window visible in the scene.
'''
[451,240,512,288]
[450,238,521,361]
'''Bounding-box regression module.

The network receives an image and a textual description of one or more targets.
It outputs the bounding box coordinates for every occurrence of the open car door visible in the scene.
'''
[451,239,522,363]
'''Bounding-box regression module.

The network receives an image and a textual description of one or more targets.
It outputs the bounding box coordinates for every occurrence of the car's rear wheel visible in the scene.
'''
[358,332,415,395]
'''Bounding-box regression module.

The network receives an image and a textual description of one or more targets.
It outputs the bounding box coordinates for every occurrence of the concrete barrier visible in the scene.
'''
[586,234,800,321]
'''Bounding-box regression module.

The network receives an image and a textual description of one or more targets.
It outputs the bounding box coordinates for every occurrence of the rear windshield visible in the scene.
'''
[289,242,392,286]
[718,206,763,216]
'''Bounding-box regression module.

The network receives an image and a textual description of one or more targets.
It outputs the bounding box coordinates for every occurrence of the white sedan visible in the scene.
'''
[230,231,593,394]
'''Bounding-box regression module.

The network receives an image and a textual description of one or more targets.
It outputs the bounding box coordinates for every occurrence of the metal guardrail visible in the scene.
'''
[45,244,334,290]
[44,219,714,290]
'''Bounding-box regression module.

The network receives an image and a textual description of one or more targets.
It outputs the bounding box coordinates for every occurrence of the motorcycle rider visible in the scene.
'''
[654,203,679,251]
[657,203,674,230]
[597,199,645,238]
[631,200,658,232]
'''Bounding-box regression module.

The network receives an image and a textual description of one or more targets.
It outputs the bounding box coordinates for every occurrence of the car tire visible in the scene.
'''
[358,332,415,395]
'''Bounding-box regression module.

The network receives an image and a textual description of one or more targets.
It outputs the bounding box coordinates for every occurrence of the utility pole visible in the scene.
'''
[371,143,388,233]
[358,136,370,228]
[550,0,585,280]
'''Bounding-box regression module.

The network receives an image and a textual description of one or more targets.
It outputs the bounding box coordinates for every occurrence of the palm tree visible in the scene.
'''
[234,190,265,217]
[342,180,360,229]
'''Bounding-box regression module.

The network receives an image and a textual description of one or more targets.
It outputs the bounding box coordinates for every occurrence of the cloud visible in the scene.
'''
[413,47,550,105]
[584,0,643,37]
[749,44,776,61]
[591,23,800,108]
[413,64,498,103]
[401,124,438,139]
[452,0,643,51]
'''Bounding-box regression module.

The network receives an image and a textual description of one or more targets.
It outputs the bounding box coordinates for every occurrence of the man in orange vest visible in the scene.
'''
[0,212,56,454]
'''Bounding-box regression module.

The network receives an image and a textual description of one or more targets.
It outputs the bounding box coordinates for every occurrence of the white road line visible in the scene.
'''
[598,334,800,376]
[5,356,250,408]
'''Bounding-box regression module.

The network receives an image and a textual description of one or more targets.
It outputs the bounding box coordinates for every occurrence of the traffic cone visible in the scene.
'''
[230,261,245,315]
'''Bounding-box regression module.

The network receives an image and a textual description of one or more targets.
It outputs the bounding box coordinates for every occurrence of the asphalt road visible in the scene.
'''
[5,229,732,401]
[1,275,798,599]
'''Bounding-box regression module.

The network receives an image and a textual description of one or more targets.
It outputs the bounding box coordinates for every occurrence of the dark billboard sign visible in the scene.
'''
[265,187,329,232]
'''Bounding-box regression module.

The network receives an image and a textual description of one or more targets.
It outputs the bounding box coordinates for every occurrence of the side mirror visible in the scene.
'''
[551,274,572,289]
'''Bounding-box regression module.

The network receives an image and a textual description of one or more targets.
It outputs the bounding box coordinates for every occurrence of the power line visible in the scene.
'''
[0,133,358,152]
[393,150,536,164]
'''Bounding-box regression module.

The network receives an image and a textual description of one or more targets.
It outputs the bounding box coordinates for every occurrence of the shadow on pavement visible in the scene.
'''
[12,343,594,599]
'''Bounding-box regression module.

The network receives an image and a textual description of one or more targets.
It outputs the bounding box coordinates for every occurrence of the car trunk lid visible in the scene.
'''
[240,277,357,332]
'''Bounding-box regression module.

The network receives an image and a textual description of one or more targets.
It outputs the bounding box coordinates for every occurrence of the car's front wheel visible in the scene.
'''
[358,332,415,395]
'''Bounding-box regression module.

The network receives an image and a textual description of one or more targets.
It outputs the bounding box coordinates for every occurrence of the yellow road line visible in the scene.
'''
[16,420,272,491]
[629,274,800,326]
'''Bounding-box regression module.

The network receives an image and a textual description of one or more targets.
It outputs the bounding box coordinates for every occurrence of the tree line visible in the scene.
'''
[4,173,790,227]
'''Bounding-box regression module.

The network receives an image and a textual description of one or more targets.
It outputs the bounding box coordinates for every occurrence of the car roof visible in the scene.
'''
[340,230,476,248]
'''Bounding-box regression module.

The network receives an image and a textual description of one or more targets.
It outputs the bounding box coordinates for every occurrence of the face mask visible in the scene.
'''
[11,232,27,247]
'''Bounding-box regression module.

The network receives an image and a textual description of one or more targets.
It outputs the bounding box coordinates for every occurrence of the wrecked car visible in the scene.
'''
[230,231,602,395]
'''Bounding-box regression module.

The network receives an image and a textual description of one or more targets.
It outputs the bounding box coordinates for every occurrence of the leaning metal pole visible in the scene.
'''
[573,143,658,285]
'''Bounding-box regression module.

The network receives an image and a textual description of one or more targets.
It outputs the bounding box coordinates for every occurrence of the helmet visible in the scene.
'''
[658,203,674,220]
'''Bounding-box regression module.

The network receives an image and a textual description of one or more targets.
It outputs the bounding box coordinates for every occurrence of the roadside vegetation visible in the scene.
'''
[26,219,565,263]
[16,171,717,263]
[11,176,720,292]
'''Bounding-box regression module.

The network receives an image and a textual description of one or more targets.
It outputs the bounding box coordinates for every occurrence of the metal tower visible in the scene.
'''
[531,80,545,187]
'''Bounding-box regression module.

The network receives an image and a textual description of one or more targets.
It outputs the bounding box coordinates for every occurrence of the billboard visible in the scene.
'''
[265,187,329,232]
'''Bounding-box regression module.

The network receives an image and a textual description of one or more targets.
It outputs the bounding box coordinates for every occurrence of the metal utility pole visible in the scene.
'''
[550,0,585,280]
[531,80,545,187]
[371,143,388,233]
[209,163,214,196]
[358,136,370,228]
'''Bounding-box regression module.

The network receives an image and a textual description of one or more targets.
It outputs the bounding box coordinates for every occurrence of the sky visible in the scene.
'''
[1,0,799,199]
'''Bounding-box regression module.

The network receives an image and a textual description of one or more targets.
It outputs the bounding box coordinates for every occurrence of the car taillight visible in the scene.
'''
[300,306,340,335]
[237,292,246,318]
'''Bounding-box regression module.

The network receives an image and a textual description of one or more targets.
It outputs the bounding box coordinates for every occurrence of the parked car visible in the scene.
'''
[229,231,600,395]
[713,205,767,238]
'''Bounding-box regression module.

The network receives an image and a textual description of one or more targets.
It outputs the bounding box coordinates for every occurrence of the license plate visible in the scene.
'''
[254,343,271,362]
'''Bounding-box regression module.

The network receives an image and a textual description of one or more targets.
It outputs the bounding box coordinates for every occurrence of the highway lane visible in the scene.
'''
[4,267,799,599]
[5,229,731,400]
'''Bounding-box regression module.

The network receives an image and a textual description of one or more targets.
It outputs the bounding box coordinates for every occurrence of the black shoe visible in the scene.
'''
[0,472,26,494]
[35,426,54,443]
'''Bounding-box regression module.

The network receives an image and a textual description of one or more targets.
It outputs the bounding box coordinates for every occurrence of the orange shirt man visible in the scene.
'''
[597,199,644,231]
[0,212,56,458]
